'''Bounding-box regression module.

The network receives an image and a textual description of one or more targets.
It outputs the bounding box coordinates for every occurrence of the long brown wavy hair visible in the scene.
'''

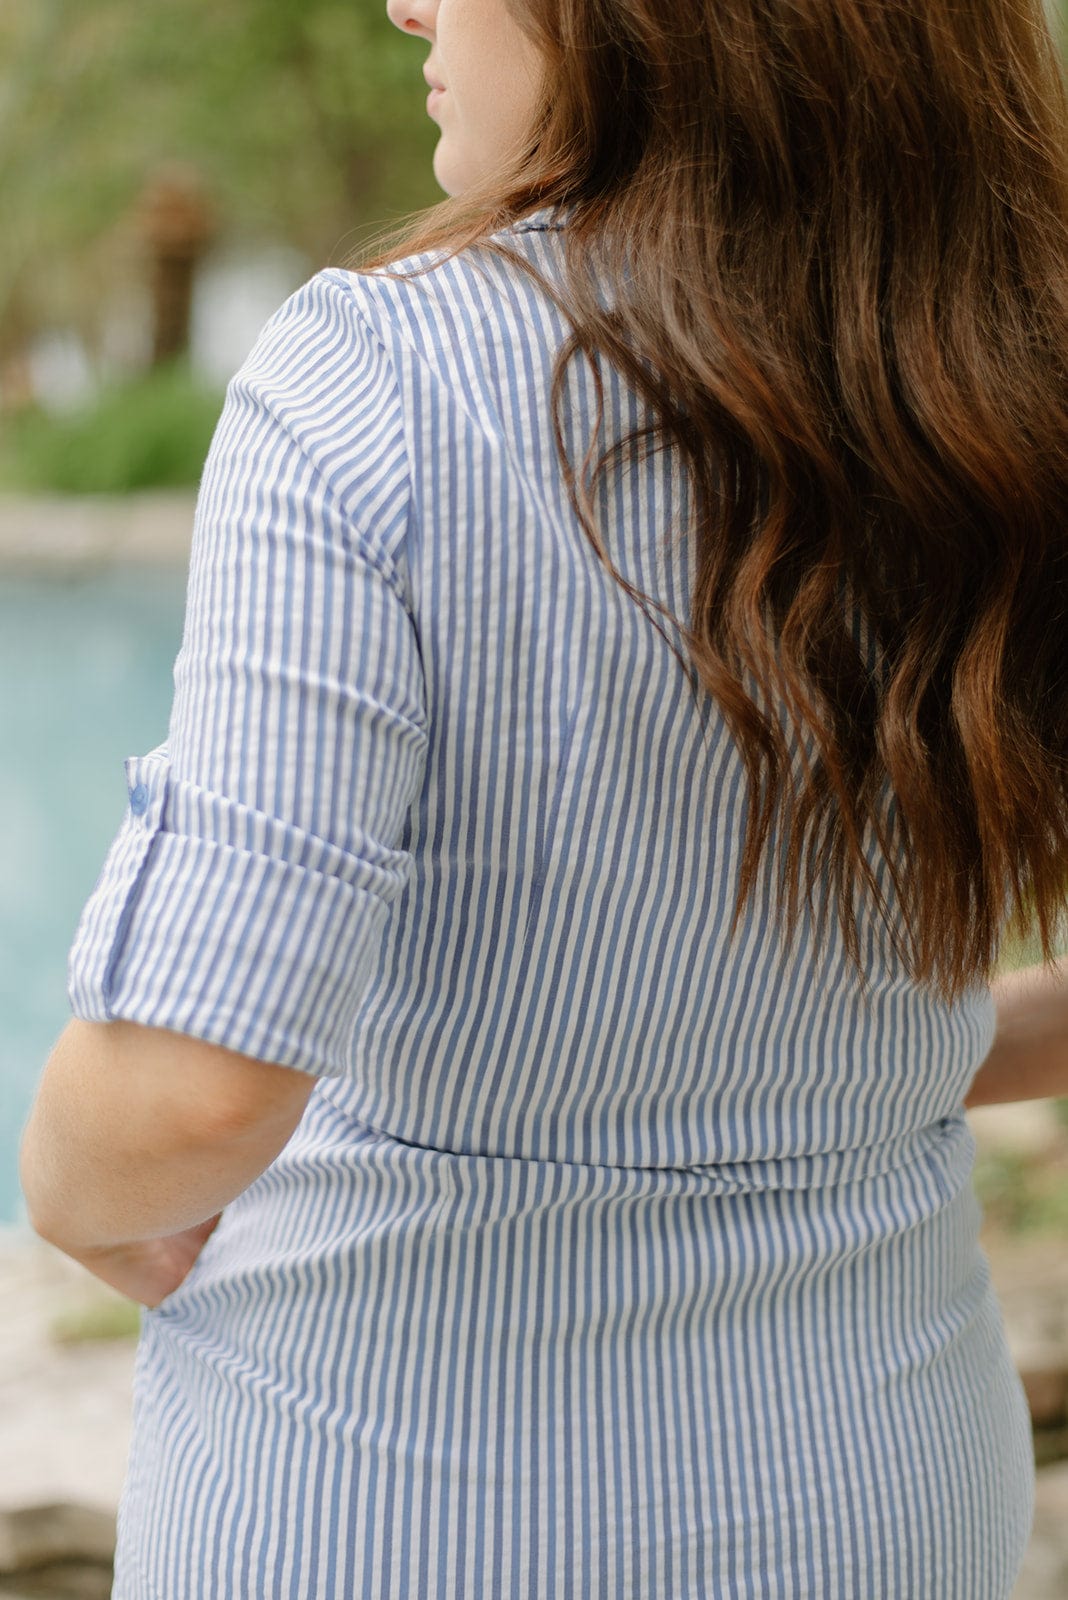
[348,0,1068,1006]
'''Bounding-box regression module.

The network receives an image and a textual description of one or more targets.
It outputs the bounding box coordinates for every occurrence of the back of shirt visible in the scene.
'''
[318,212,997,1181]
[69,207,997,1183]
[68,208,1032,1600]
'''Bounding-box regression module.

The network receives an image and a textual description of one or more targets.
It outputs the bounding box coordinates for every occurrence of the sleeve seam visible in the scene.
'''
[316,270,422,620]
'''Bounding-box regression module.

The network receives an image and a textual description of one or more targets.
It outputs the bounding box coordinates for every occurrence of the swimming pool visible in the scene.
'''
[1,563,187,1226]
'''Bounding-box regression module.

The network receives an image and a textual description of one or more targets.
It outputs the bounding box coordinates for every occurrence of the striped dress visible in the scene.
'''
[67,207,1035,1599]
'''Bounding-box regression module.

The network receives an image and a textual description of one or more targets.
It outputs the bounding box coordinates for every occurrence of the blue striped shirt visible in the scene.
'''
[67,207,1034,1598]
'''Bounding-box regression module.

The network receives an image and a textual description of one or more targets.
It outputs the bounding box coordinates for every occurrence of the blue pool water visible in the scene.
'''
[1,564,188,1225]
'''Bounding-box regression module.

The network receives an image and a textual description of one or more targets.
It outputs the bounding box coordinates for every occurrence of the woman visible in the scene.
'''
[19,0,1068,1595]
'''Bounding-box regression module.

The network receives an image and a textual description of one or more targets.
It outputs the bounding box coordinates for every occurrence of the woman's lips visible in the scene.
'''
[426,87,446,114]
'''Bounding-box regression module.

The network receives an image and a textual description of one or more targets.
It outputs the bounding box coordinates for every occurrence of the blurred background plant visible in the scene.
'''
[973,1143,1068,1237]
[0,0,443,490]
[0,363,226,493]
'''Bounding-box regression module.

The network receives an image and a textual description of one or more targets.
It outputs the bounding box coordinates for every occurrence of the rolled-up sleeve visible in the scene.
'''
[66,270,429,1081]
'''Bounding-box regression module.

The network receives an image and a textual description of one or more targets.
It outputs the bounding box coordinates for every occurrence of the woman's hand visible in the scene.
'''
[61,1211,224,1310]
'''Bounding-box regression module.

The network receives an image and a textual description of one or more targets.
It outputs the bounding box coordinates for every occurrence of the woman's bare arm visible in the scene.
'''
[19,1018,315,1252]
[963,954,1068,1110]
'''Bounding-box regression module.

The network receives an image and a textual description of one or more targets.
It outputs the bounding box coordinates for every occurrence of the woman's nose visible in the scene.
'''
[386,0,436,36]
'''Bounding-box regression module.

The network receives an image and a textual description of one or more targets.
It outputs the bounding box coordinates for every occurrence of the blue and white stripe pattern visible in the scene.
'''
[67,208,1034,1598]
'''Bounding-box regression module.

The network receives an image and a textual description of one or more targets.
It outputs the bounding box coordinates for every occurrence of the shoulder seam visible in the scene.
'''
[308,269,420,621]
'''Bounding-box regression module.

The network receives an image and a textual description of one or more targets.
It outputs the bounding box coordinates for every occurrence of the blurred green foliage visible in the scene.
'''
[0,363,225,493]
[998,923,1068,974]
[974,1144,1068,1237]
[1,0,441,363]
[49,1294,142,1345]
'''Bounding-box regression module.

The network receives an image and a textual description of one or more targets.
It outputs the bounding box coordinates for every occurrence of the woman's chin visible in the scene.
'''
[431,147,465,199]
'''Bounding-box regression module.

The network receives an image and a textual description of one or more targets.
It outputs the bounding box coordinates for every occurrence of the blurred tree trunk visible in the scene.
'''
[136,167,217,367]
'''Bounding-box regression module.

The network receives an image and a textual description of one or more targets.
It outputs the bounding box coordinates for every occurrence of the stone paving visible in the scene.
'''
[0,489,196,573]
